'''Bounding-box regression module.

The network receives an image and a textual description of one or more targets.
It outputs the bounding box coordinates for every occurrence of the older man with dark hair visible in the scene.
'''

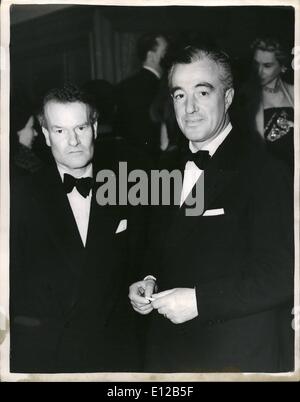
[129,45,294,373]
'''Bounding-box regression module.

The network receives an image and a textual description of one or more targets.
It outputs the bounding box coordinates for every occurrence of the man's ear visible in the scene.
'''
[147,49,155,64]
[93,121,98,139]
[225,88,234,111]
[42,126,51,147]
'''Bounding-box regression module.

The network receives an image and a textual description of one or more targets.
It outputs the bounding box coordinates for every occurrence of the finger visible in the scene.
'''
[137,303,153,312]
[151,297,167,310]
[132,305,153,315]
[129,293,149,304]
[144,280,156,298]
[157,308,170,319]
[152,289,174,299]
[129,281,145,295]
[130,300,150,309]
[131,300,153,312]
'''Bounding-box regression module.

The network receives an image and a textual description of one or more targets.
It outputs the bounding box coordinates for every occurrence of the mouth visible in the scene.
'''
[185,118,204,126]
[69,149,83,153]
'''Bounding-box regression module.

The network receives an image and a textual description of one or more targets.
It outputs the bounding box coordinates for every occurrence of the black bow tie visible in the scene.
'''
[63,173,93,198]
[182,149,211,170]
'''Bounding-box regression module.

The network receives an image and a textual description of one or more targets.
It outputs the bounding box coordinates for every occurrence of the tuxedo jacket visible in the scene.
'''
[143,128,294,373]
[10,139,148,373]
[115,68,160,152]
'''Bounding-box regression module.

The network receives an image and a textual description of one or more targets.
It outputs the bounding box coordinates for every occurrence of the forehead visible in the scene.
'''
[171,58,222,89]
[254,49,278,64]
[44,101,89,126]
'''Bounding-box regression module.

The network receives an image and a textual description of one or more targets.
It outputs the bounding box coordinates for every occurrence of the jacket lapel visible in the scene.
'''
[33,163,86,313]
[163,128,243,249]
[68,167,127,325]
[34,163,84,253]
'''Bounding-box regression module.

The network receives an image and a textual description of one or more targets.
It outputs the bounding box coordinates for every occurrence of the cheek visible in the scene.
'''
[273,67,281,77]
[50,138,67,155]
[174,105,184,123]
[84,135,94,150]
[204,102,218,120]
[265,68,272,76]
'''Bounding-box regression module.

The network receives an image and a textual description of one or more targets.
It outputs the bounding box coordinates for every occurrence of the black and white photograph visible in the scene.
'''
[0,0,299,382]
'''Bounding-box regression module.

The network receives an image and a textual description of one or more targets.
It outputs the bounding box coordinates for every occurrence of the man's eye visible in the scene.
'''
[76,125,89,132]
[196,90,209,97]
[173,93,185,101]
[54,128,64,134]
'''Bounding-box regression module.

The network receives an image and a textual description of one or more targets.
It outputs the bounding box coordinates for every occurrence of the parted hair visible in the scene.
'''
[168,44,234,91]
[38,83,98,128]
[251,37,290,67]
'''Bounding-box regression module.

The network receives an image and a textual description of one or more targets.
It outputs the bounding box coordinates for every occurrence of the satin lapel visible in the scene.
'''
[33,164,85,314]
[163,129,242,249]
[72,142,126,324]
[33,164,85,256]
[68,175,126,324]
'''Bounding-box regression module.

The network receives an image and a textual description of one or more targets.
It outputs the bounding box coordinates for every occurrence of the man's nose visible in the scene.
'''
[186,95,198,114]
[68,129,79,146]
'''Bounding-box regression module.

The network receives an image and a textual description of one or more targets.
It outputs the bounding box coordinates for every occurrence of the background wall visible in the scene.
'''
[10,4,294,107]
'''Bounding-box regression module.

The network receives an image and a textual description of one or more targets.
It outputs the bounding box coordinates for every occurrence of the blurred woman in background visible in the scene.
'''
[237,37,294,170]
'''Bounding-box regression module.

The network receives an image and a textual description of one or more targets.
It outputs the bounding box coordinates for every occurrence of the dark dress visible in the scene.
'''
[264,107,294,170]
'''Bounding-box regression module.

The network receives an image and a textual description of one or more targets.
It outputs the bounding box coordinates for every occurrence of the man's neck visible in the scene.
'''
[190,119,232,153]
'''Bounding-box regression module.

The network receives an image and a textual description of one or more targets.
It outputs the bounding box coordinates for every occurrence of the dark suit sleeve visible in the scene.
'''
[195,159,294,323]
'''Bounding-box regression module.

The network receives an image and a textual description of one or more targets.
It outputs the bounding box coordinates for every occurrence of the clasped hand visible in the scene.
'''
[129,281,198,324]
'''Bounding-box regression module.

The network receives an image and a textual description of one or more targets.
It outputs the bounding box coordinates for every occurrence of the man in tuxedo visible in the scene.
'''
[115,33,168,158]
[129,45,294,372]
[10,84,145,373]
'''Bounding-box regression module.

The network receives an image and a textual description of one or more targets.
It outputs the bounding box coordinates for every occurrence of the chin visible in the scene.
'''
[67,158,91,169]
[184,128,207,142]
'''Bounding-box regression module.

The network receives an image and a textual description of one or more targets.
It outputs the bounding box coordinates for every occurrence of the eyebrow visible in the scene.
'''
[195,82,214,90]
[254,60,274,65]
[51,122,89,129]
[171,82,214,95]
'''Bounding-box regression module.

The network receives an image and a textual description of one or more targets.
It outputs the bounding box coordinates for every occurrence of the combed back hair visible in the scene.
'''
[136,33,165,62]
[251,37,290,67]
[168,45,234,91]
[38,83,98,128]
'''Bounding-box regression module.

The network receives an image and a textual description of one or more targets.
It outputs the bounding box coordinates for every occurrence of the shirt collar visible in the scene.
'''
[142,65,161,79]
[189,122,232,156]
[57,163,93,182]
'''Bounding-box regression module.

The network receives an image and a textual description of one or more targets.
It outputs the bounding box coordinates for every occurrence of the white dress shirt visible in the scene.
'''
[57,164,93,246]
[180,123,232,206]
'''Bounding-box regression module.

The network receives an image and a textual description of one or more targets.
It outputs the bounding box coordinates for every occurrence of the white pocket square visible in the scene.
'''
[203,208,225,216]
[115,219,127,234]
